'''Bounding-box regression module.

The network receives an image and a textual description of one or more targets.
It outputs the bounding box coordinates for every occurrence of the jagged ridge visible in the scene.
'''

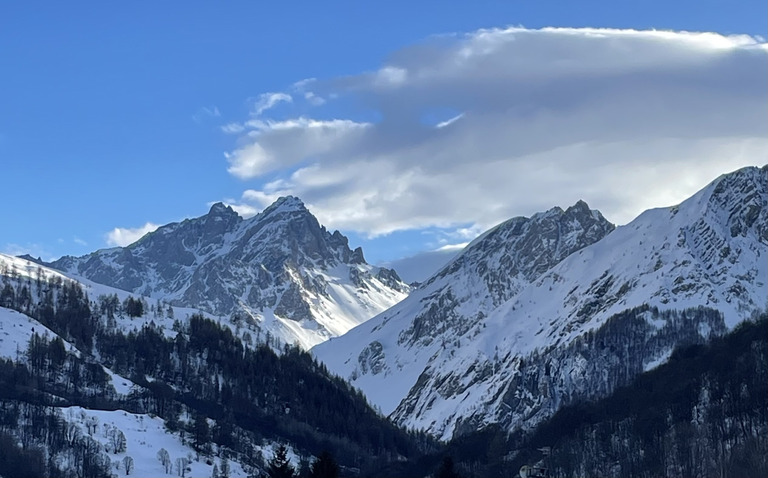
[51,197,409,349]
[315,198,615,416]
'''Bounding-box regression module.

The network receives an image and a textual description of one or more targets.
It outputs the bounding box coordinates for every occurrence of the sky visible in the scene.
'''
[1,1,766,277]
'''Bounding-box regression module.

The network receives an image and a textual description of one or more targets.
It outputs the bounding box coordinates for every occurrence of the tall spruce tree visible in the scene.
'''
[267,445,295,478]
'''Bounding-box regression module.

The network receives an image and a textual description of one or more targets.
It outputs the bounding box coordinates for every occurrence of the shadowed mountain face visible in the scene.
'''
[315,165,768,440]
[51,196,409,348]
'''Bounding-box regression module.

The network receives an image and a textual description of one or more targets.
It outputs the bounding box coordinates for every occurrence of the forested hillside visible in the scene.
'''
[431,313,768,477]
[0,266,432,477]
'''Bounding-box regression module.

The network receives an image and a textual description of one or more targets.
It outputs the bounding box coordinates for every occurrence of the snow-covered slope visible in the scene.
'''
[0,255,318,477]
[56,406,266,478]
[314,165,768,440]
[1,252,221,343]
[0,298,249,476]
[0,308,263,478]
[314,200,615,417]
[50,197,409,349]
[0,306,80,361]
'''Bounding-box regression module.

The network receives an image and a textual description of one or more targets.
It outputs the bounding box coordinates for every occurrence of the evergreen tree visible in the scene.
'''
[192,413,210,454]
[309,451,338,478]
[267,445,295,478]
[164,409,180,432]
[123,296,144,318]
[435,456,461,478]
[0,282,15,308]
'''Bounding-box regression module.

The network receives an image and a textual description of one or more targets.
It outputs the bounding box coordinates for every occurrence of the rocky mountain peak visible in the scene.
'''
[564,199,592,216]
[207,202,240,220]
[195,203,242,242]
[50,195,409,349]
[260,195,308,218]
[351,246,366,264]
[432,200,614,289]
[233,198,351,270]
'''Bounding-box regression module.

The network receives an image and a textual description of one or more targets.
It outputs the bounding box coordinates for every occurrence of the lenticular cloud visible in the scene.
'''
[223,27,768,235]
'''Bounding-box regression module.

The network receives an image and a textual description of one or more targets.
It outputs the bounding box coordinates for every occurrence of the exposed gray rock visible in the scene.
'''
[50,197,409,347]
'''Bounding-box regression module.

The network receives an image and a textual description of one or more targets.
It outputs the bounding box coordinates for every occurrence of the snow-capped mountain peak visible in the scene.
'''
[260,195,307,214]
[314,199,614,415]
[50,197,409,349]
[314,165,767,440]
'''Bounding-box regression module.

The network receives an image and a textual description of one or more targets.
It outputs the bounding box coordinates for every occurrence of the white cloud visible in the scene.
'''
[216,186,293,218]
[106,223,159,247]
[292,78,317,90]
[380,244,465,283]
[225,117,370,179]
[221,122,246,134]
[435,113,464,129]
[304,91,326,106]
[436,242,469,252]
[373,66,408,88]
[292,78,327,105]
[226,203,259,218]
[223,27,768,237]
[193,106,220,123]
[250,92,292,117]
[208,198,260,219]
[73,237,87,246]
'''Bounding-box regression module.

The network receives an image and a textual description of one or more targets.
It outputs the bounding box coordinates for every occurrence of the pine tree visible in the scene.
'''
[192,413,210,454]
[267,445,295,478]
[435,456,461,478]
[309,451,339,478]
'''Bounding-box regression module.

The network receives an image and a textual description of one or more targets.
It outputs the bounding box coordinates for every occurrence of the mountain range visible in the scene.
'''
[313,165,767,439]
[0,164,765,477]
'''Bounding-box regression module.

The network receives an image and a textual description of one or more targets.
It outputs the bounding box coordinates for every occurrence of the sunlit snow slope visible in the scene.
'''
[314,165,768,439]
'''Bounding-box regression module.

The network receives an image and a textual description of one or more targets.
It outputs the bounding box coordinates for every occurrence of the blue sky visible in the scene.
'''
[1,1,766,270]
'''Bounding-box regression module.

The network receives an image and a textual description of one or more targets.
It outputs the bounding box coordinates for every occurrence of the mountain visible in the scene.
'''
[50,197,409,349]
[313,165,768,440]
[0,253,431,477]
[314,199,615,419]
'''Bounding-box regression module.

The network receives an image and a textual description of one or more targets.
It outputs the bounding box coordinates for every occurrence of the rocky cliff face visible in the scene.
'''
[52,197,409,349]
[314,165,768,440]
